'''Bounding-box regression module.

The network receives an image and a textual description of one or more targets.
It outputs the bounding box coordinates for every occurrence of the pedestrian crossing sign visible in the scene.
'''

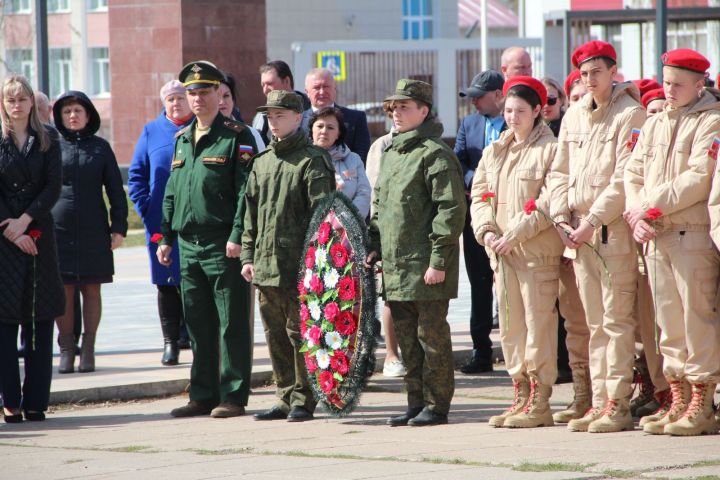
[317,51,346,82]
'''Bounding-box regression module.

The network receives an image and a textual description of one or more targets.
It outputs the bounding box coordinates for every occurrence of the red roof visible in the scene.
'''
[458,0,518,29]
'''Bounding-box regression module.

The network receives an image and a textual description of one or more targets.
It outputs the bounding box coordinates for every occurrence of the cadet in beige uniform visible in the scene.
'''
[626,49,720,436]
[550,41,647,433]
[471,77,563,428]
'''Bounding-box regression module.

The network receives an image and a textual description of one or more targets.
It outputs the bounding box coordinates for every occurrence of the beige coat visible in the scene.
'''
[470,122,563,261]
[625,89,720,238]
[550,82,646,228]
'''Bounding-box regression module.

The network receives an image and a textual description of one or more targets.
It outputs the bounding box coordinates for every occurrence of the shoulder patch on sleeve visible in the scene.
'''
[223,119,246,134]
[174,126,190,139]
[709,137,720,160]
[626,128,641,151]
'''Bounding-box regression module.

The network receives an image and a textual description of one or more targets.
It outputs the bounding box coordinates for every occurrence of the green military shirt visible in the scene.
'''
[161,113,258,246]
[240,128,335,288]
[369,119,467,301]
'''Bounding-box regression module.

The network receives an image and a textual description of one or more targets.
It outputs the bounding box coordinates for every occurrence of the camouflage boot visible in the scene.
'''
[587,398,634,433]
[504,382,554,428]
[553,366,591,423]
[664,383,719,436]
[630,361,656,417]
[642,379,691,434]
[488,379,530,428]
[567,406,604,432]
[638,387,672,427]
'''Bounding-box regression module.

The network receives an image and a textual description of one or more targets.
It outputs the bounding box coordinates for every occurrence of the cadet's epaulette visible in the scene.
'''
[174,126,190,139]
[222,119,246,134]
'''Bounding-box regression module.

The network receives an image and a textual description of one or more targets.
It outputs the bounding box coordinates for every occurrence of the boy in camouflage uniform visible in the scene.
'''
[366,79,466,426]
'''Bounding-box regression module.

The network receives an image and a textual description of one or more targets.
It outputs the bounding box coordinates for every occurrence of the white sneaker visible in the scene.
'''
[383,360,407,377]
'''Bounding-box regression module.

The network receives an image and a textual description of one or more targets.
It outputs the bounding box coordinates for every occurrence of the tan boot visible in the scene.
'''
[642,379,691,434]
[78,332,96,373]
[587,398,634,433]
[630,361,656,417]
[638,387,672,427]
[567,406,604,432]
[504,382,554,428]
[664,382,719,436]
[488,379,530,428]
[553,366,591,423]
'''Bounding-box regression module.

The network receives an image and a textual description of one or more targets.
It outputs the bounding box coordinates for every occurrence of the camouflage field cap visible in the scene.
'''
[384,79,433,106]
[179,60,223,90]
[256,90,304,113]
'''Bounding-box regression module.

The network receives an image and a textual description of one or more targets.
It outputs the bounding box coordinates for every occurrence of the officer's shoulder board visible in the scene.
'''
[174,125,191,139]
[222,119,246,134]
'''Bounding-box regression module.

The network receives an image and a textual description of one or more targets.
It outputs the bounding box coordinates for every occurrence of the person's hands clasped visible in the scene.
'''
[569,219,595,246]
[0,215,32,243]
[623,207,647,231]
[13,234,38,256]
[157,245,173,266]
[633,220,656,244]
[226,241,241,258]
[424,267,446,285]
[490,236,513,256]
[556,223,579,249]
[111,233,124,250]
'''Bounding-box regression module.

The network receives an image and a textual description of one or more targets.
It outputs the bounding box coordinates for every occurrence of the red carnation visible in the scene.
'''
[324,302,340,323]
[318,370,337,394]
[481,192,496,203]
[330,350,349,375]
[523,199,537,215]
[305,246,316,269]
[330,243,349,268]
[337,276,356,301]
[298,281,307,297]
[336,311,357,336]
[310,275,323,295]
[300,303,310,322]
[28,229,42,241]
[150,233,163,244]
[317,222,332,245]
[305,352,318,373]
[646,208,663,221]
[308,325,322,346]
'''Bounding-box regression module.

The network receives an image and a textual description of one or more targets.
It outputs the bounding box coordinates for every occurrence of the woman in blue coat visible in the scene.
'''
[128,80,193,366]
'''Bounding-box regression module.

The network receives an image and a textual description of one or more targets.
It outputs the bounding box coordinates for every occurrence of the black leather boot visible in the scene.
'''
[160,317,180,366]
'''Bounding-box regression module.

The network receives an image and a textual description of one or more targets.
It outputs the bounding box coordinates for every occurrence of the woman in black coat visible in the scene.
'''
[52,91,127,374]
[0,75,65,423]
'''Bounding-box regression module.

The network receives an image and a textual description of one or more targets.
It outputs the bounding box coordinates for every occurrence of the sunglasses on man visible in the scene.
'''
[546,97,558,106]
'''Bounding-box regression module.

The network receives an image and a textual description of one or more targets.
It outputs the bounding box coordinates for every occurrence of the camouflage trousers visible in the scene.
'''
[387,299,455,415]
[257,286,316,413]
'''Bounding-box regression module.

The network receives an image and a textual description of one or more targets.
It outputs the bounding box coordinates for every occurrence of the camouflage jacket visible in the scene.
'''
[369,119,466,301]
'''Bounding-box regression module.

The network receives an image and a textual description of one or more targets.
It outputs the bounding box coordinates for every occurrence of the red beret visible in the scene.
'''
[661,49,710,74]
[571,40,617,68]
[503,76,548,107]
[564,70,582,96]
[633,79,661,97]
[641,88,666,109]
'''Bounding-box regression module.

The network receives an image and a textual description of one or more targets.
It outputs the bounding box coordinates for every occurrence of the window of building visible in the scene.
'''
[667,21,708,54]
[49,48,72,98]
[89,47,110,96]
[48,0,70,13]
[3,0,31,14]
[87,0,108,11]
[5,49,34,83]
[402,0,433,40]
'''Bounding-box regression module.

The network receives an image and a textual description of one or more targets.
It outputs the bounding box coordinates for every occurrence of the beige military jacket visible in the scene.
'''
[550,82,646,228]
[626,89,720,238]
[470,122,563,261]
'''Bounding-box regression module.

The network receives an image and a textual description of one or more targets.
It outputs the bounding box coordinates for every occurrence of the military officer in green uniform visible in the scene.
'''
[157,60,258,418]
[366,79,467,426]
[240,90,335,422]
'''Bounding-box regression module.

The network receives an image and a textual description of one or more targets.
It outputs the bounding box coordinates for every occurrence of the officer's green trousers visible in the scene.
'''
[179,232,252,405]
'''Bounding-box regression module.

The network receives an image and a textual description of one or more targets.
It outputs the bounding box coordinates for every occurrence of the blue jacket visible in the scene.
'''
[454,112,488,190]
[302,104,371,163]
[128,112,191,285]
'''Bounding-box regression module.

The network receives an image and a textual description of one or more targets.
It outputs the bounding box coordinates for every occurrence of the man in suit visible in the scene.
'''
[455,70,505,374]
[301,68,371,163]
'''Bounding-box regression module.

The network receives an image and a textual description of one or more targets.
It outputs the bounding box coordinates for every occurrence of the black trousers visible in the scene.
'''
[462,202,494,361]
[0,320,54,411]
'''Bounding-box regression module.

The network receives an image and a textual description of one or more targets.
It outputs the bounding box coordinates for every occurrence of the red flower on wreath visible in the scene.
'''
[337,276,356,301]
[305,352,318,373]
[646,208,663,221]
[28,229,42,241]
[305,246,316,269]
[300,303,310,322]
[298,281,307,297]
[317,222,332,245]
[310,275,323,295]
[523,198,537,215]
[324,302,340,323]
[330,350,349,375]
[336,311,356,336]
[308,325,322,346]
[330,243,349,268]
[480,192,495,203]
[150,233,163,244]
[318,370,337,394]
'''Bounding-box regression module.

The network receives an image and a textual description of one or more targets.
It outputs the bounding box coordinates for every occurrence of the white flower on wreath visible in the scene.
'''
[315,247,328,269]
[304,329,315,348]
[325,331,343,350]
[308,301,321,321]
[316,349,330,369]
[303,268,313,289]
[323,268,340,289]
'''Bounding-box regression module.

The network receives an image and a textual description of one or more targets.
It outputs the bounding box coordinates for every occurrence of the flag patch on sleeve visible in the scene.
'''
[238,144,254,162]
[708,137,720,160]
[626,128,641,151]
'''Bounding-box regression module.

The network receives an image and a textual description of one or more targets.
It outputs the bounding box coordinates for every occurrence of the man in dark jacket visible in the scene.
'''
[301,68,371,163]
[454,70,505,374]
